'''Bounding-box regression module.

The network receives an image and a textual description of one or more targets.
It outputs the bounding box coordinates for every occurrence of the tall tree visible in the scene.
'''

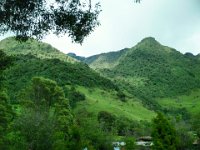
[191,113,200,148]
[15,77,75,150]
[151,113,179,150]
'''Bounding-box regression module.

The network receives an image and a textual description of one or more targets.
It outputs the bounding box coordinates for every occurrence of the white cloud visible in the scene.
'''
[1,0,200,56]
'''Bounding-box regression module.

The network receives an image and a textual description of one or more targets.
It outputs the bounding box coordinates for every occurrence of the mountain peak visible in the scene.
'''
[141,37,156,42]
[133,37,162,51]
[139,37,160,45]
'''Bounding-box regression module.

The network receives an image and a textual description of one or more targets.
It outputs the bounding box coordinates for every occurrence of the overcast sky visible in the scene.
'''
[1,0,200,56]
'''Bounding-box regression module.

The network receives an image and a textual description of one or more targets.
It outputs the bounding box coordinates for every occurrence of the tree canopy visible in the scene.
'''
[151,113,179,150]
[0,0,101,43]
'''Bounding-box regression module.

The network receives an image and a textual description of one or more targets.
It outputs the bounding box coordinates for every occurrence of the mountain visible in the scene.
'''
[81,37,200,102]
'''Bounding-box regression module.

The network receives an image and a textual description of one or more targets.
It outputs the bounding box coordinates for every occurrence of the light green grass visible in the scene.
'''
[157,89,200,115]
[74,86,156,121]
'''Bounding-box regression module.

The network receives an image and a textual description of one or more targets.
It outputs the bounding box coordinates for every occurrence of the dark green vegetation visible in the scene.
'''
[152,113,179,150]
[0,50,14,149]
[1,37,200,149]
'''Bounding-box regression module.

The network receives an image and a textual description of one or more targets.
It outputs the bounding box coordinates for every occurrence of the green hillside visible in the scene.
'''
[85,37,200,101]
[0,37,76,63]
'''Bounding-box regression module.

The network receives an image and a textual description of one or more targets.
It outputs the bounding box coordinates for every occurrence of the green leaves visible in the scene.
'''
[0,91,14,148]
[67,86,86,108]
[12,77,75,150]
[30,77,64,107]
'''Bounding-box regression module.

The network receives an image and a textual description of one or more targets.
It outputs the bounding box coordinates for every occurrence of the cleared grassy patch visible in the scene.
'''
[74,86,156,121]
[157,89,200,115]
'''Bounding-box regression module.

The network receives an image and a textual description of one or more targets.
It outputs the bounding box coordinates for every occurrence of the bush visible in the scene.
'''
[67,87,86,108]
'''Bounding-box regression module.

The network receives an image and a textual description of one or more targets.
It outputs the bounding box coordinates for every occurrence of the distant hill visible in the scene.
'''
[0,37,76,63]
[81,37,200,101]
[67,52,86,61]
[184,52,195,58]
[84,48,128,70]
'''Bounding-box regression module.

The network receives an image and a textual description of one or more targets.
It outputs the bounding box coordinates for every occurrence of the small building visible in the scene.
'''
[136,136,153,147]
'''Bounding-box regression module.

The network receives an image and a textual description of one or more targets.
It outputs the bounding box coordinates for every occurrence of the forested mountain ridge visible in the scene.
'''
[74,37,200,100]
[0,37,76,63]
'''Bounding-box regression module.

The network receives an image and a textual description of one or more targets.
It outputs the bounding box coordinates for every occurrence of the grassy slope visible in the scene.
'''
[74,86,156,121]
